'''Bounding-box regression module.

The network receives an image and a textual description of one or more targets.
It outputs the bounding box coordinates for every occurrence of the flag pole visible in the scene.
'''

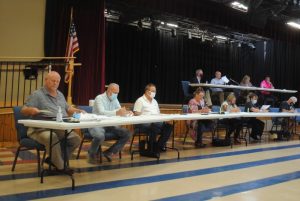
[66,7,74,105]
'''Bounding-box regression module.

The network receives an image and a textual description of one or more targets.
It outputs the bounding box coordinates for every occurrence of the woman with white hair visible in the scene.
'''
[220,93,243,144]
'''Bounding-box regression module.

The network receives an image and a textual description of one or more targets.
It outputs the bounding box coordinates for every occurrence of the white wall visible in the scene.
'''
[0,0,46,59]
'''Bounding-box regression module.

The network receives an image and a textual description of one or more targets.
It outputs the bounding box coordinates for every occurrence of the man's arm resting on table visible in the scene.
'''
[67,106,86,116]
[134,111,142,116]
[21,106,40,116]
[282,109,295,113]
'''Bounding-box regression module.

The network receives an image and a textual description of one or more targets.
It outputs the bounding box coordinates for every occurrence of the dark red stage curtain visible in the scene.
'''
[44,0,106,105]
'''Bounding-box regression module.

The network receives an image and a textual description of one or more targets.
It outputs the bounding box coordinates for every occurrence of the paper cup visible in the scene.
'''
[89,100,95,106]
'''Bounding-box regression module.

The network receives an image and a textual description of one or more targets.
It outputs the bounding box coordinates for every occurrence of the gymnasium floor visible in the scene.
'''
[0,137,300,201]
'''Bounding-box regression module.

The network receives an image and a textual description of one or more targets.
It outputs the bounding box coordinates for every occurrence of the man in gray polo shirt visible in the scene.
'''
[21,71,83,172]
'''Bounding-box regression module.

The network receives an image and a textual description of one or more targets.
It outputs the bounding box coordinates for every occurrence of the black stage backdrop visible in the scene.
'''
[44,0,300,105]
[106,22,300,104]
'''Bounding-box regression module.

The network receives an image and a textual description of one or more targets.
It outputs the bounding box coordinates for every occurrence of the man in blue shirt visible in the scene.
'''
[210,71,225,105]
[88,83,132,163]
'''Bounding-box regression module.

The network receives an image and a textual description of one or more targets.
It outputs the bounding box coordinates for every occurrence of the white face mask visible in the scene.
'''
[109,93,118,101]
[150,92,156,98]
[251,99,257,105]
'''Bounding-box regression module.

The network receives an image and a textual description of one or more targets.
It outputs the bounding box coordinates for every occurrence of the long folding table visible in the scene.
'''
[189,83,297,93]
[18,112,300,189]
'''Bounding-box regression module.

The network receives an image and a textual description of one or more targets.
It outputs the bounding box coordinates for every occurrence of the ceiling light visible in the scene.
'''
[166,23,178,28]
[248,43,256,49]
[160,21,165,25]
[215,35,228,40]
[231,1,248,12]
[188,31,192,39]
[287,21,300,29]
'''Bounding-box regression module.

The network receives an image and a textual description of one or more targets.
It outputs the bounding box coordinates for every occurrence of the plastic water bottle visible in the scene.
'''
[182,105,189,114]
[56,106,63,122]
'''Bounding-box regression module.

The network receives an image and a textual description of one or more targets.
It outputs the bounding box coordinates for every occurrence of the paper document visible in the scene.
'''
[79,113,110,121]
[221,76,229,84]
[39,110,53,114]
[261,105,271,110]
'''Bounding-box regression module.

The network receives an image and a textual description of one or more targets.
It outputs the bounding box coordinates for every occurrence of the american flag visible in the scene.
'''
[65,21,79,83]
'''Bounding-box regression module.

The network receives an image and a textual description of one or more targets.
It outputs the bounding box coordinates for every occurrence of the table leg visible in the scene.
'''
[41,129,53,184]
[172,121,175,148]
[165,121,180,160]
[40,129,75,190]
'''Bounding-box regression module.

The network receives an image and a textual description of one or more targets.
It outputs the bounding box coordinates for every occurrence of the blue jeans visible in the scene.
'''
[88,127,131,156]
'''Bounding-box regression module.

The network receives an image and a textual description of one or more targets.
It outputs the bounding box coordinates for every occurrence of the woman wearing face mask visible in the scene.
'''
[244,93,266,140]
[187,87,214,148]
[220,93,243,144]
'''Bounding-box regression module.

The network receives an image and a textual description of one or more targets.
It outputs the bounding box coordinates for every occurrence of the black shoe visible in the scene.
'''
[160,147,167,152]
[44,157,57,168]
[250,135,259,140]
[234,139,241,144]
[45,157,74,174]
[56,167,74,175]
[195,143,206,148]
[103,152,112,162]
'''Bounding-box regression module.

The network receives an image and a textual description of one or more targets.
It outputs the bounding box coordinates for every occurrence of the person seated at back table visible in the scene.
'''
[220,93,243,144]
[277,96,298,140]
[189,68,212,107]
[21,71,84,173]
[260,75,276,106]
[238,75,253,104]
[244,93,265,140]
[240,75,253,87]
[210,71,225,105]
[87,83,132,164]
[133,83,172,153]
[188,87,214,148]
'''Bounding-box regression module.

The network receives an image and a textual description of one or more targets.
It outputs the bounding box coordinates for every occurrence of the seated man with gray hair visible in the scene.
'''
[277,96,298,140]
[88,83,132,163]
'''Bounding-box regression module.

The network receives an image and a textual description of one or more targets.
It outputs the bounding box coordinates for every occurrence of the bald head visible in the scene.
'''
[108,83,119,91]
[44,71,61,93]
[45,71,61,80]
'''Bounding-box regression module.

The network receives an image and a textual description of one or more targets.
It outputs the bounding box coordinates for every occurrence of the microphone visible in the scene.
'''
[229,78,239,85]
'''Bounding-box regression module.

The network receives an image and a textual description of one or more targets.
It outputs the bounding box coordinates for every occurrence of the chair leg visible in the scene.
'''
[36,149,41,176]
[119,151,122,159]
[129,134,136,152]
[76,137,85,160]
[99,145,103,163]
[11,146,21,172]
[41,150,46,166]
[183,127,189,145]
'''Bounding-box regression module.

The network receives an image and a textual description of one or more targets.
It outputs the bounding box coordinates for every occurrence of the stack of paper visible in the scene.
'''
[79,113,110,121]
